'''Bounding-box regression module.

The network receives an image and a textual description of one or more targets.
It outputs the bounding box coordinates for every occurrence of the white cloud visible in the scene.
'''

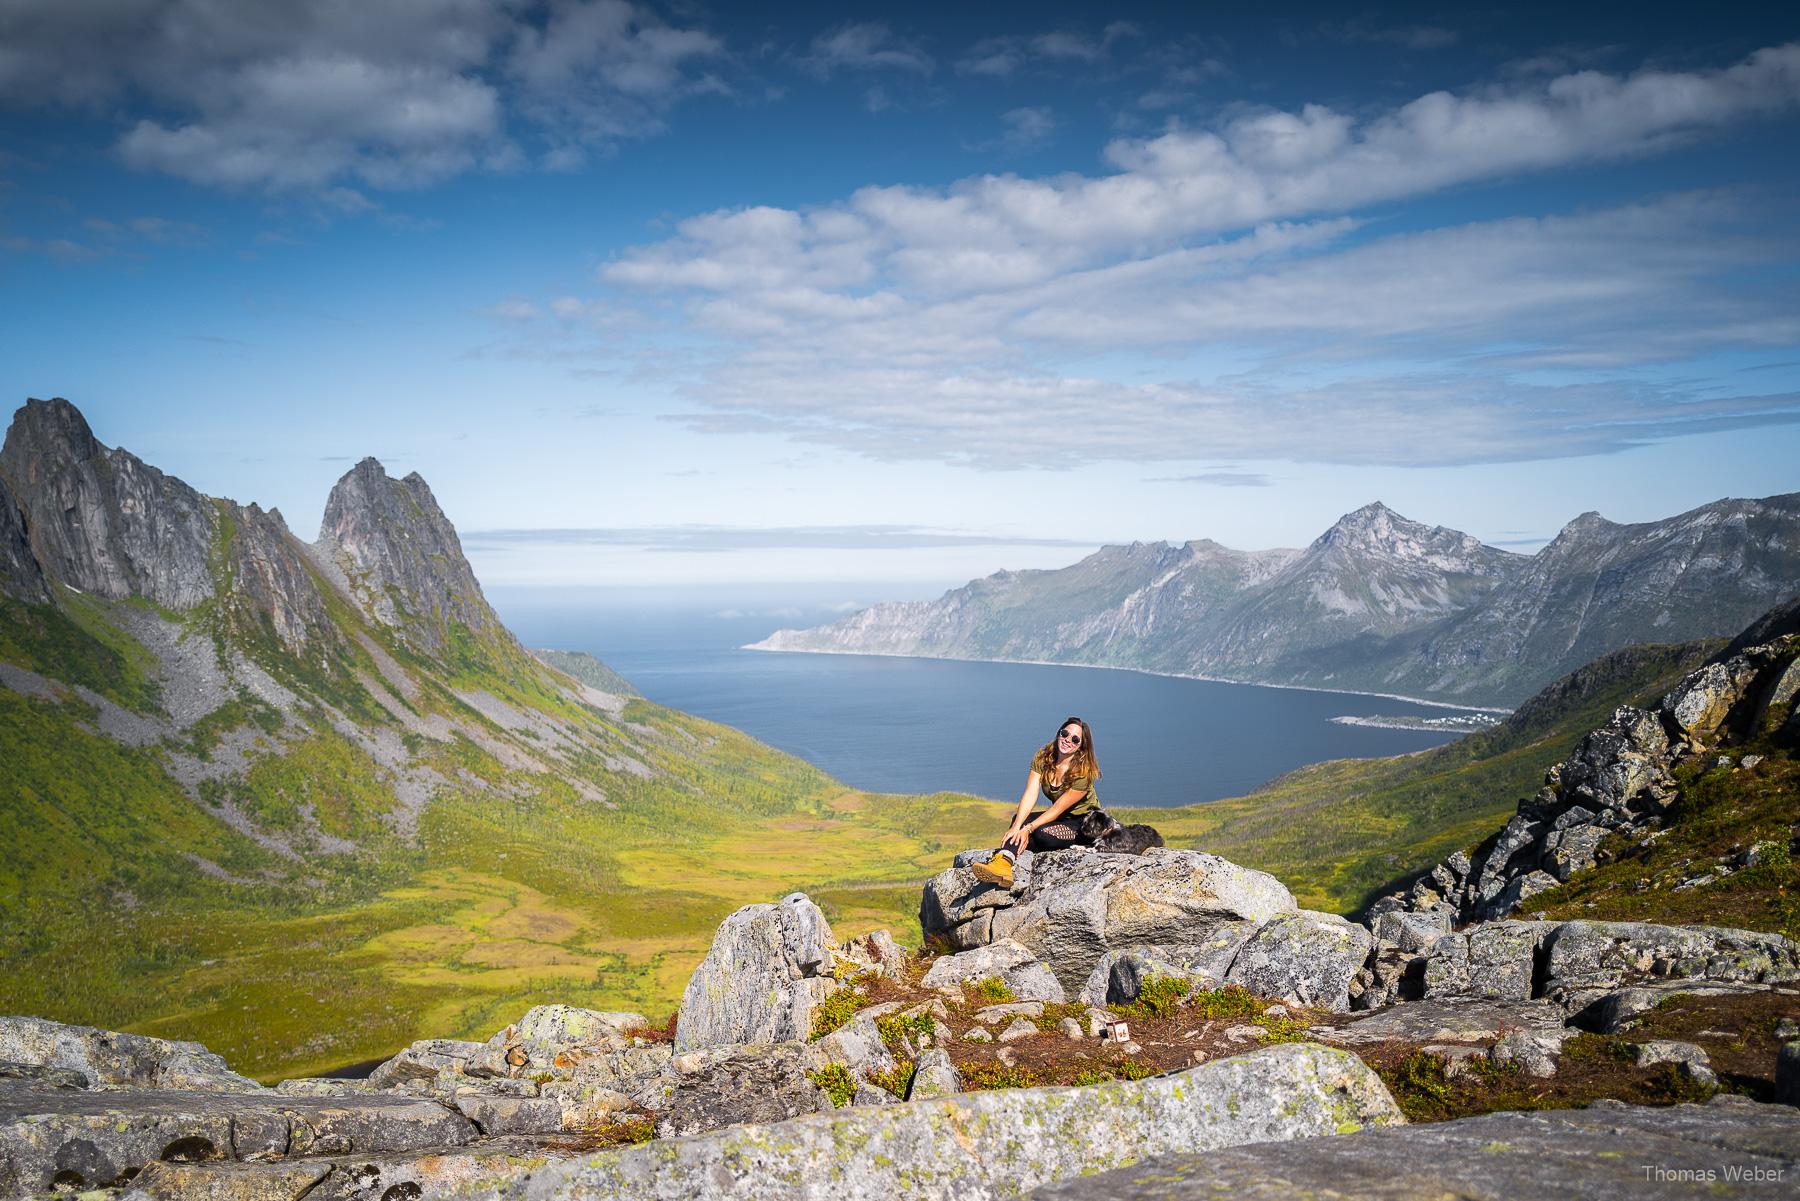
[572,45,1800,470]
[958,24,1140,77]
[0,0,724,192]
[803,23,932,77]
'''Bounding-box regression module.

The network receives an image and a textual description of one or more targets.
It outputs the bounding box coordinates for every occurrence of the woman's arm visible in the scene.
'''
[1023,787,1086,837]
[1001,772,1043,851]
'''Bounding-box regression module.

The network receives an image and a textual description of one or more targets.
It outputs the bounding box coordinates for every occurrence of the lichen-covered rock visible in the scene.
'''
[1077,925,1260,1006]
[1663,659,1763,744]
[1423,921,1556,1002]
[1489,1029,1571,1078]
[469,1006,646,1080]
[807,1013,898,1080]
[1320,999,1568,1047]
[453,1043,1403,1201]
[907,1049,960,1100]
[1224,910,1372,1013]
[1372,909,1453,955]
[1475,870,1560,921]
[1542,921,1800,1007]
[0,473,47,602]
[121,1137,584,1201]
[1543,824,1608,883]
[0,1081,477,1196]
[652,1043,833,1140]
[367,1038,485,1089]
[963,848,1295,994]
[837,928,908,976]
[1030,1096,1800,1201]
[676,893,839,1052]
[0,1016,261,1093]
[453,1092,564,1137]
[1559,706,1672,811]
[920,939,1066,1002]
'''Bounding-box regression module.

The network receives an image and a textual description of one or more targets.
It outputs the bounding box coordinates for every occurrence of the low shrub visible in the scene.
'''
[967,976,1016,1005]
[806,1063,858,1107]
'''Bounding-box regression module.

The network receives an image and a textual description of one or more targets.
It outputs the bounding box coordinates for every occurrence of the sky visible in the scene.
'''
[2,0,1798,598]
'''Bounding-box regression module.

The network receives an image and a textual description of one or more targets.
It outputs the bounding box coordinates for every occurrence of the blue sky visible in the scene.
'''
[2,1,1797,594]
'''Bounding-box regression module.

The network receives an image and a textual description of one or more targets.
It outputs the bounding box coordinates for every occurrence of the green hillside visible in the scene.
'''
[1131,639,1722,913]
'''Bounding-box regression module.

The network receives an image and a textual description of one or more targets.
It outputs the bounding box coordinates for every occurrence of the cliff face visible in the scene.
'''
[756,496,1800,707]
[0,473,47,603]
[0,397,218,609]
[314,457,505,657]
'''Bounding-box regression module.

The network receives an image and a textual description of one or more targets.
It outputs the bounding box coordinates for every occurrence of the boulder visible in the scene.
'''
[652,1043,833,1140]
[906,1049,960,1100]
[1558,706,1671,812]
[961,848,1295,993]
[0,1081,476,1196]
[1422,921,1555,1002]
[1078,926,1258,1007]
[676,893,840,1052]
[1663,658,1763,744]
[453,1092,564,1136]
[1489,1029,1572,1078]
[0,1016,261,1093]
[367,1038,485,1088]
[1319,999,1568,1047]
[920,939,1067,1002]
[806,1013,898,1080]
[1543,825,1608,883]
[1778,1042,1800,1106]
[469,1006,645,1079]
[450,1043,1403,1201]
[1372,909,1453,955]
[1477,870,1560,921]
[1029,1096,1800,1201]
[1225,910,1373,1013]
[1542,921,1800,1008]
[837,928,908,976]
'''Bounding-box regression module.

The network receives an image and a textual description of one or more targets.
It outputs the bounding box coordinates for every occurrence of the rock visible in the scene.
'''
[920,939,1067,1002]
[120,1137,586,1201]
[1635,1040,1712,1070]
[469,1006,645,1080]
[653,1043,833,1140]
[1778,1042,1800,1105]
[1490,1029,1570,1078]
[0,1081,477,1196]
[1423,920,1558,1002]
[367,1038,485,1088]
[1778,1018,1799,1041]
[1080,923,1262,1006]
[0,1016,262,1093]
[1058,1017,1085,1039]
[1030,1096,1800,1201]
[0,1060,89,1089]
[1225,911,1372,1013]
[919,852,1038,946]
[1478,870,1561,920]
[1543,825,1608,883]
[961,1027,994,1043]
[1664,658,1763,744]
[1542,921,1800,1007]
[1559,705,1671,812]
[973,1001,1045,1023]
[1576,980,1797,1033]
[1319,999,1568,1047]
[0,473,47,602]
[928,847,1295,995]
[1420,1044,1488,1080]
[852,1081,896,1106]
[274,1078,382,1098]
[1472,814,1546,889]
[675,893,839,1052]
[451,1043,1402,1201]
[453,1093,564,1136]
[907,1049,960,1100]
[807,1014,897,1080]
[1760,657,1800,720]
[1740,754,1766,770]
[1372,909,1453,954]
[997,1018,1038,1043]
[837,928,907,976]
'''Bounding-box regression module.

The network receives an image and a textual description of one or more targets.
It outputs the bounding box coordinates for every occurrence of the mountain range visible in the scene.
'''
[751,497,1800,707]
[0,397,1001,1080]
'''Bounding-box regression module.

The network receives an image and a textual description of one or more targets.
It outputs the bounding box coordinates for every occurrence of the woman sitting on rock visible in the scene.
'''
[971,715,1119,888]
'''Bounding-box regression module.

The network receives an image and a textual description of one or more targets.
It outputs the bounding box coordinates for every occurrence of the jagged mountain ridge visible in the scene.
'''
[754,497,1800,706]
[1,396,989,1080]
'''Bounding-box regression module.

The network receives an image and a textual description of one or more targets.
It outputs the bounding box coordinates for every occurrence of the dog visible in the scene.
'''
[1079,809,1165,855]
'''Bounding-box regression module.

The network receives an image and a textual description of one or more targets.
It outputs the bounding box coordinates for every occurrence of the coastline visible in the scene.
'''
[741,642,1515,715]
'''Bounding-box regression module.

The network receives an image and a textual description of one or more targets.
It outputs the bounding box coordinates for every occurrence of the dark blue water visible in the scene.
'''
[490,585,1477,808]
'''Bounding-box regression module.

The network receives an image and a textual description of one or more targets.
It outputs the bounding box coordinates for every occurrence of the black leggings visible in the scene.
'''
[1027,822,1083,852]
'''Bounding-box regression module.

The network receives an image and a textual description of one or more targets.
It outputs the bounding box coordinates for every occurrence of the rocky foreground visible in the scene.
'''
[3,624,1798,1199]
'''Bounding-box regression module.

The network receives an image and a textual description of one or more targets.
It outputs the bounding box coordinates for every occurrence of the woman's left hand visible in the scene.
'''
[1003,826,1030,853]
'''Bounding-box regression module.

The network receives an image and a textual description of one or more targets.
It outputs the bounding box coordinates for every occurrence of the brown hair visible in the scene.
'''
[1034,716,1099,787]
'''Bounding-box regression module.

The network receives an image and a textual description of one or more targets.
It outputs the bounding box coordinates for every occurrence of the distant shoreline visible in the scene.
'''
[742,642,1514,715]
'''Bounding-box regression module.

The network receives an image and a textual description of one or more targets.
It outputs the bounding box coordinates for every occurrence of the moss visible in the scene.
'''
[967,976,1016,1005]
[1111,975,1190,1020]
[810,981,871,1041]
[806,1064,858,1107]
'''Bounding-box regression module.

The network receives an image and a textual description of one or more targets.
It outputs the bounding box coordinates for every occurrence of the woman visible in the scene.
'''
[970,716,1118,888]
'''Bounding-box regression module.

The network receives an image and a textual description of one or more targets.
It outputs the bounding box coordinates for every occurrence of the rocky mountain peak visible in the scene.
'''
[0,397,218,609]
[0,471,48,602]
[315,457,502,656]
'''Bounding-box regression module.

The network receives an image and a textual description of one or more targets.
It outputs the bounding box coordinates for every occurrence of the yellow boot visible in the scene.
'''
[970,852,1014,888]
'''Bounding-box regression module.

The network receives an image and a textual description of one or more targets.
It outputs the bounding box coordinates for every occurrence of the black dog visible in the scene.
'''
[1094,823,1164,855]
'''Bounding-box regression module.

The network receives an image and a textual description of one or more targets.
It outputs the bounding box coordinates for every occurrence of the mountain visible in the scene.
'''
[753,497,1800,706]
[0,397,1001,1081]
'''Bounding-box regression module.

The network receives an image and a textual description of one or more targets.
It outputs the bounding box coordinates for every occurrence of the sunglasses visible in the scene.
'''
[1058,729,1082,745]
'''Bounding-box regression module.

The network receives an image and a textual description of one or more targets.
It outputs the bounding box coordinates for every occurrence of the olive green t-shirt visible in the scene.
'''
[1031,749,1098,816]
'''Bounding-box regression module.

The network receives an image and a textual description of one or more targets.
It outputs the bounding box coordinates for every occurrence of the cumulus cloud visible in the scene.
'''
[574,44,1800,470]
[0,0,725,192]
[958,24,1140,77]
